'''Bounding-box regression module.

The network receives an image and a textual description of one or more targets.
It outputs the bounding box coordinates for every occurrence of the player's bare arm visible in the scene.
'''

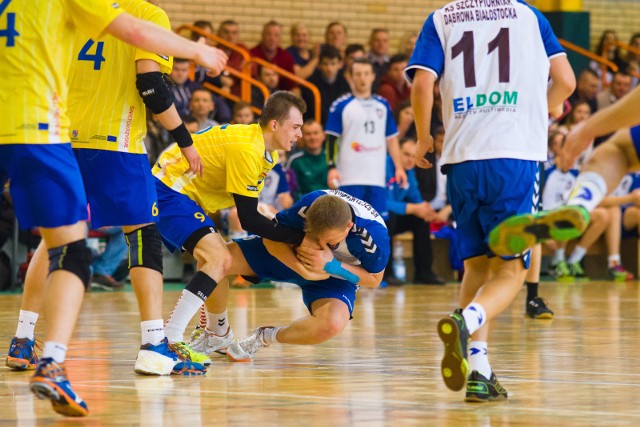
[410,70,437,169]
[296,245,383,288]
[262,239,330,281]
[386,135,407,186]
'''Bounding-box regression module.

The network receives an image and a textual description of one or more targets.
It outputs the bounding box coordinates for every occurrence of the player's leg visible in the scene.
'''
[607,206,634,281]
[566,206,610,280]
[524,244,554,319]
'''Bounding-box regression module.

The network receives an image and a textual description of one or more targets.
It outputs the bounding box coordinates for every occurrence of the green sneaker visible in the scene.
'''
[489,206,590,257]
[567,261,589,281]
[465,370,508,402]
[170,342,211,366]
[437,309,470,392]
[551,260,574,282]
[608,264,634,281]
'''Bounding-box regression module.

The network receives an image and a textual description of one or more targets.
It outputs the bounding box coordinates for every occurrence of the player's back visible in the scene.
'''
[0,0,122,145]
[68,0,172,154]
[406,0,564,167]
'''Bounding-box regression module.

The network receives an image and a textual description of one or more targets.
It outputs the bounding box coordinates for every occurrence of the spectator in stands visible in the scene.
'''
[190,20,216,46]
[385,137,444,285]
[183,115,199,133]
[377,54,410,111]
[597,71,633,110]
[591,30,625,83]
[286,120,328,200]
[231,101,255,124]
[394,100,416,140]
[287,23,320,80]
[250,20,297,91]
[169,58,199,118]
[217,19,248,72]
[89,227,127,291]
[558,100,593,166]
[427,127,451,223]
[324,22,348,58]
[252,66,280,110]
[568,69,600,114]
[622,33,640,85]
[302,46,350,125]
[189,88,219,130]
[368,28,391,88]
[398,31,418,57]
[342,43,366,89]
[144,114,170,165]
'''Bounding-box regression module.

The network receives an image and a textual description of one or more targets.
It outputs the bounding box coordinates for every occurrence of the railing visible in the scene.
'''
[202,66,270,117]
[603,41,640,80]
[559,38,619,86]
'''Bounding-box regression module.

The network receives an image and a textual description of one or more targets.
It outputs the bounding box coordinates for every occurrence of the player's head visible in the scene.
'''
[305,195,354,249]
[259,91,306,151]
[351,58,375,95]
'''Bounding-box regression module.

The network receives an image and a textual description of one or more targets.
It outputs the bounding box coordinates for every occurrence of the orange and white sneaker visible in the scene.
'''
[227,327,271,362]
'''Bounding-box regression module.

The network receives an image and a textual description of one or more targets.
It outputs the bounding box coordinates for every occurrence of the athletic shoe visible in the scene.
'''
[489,206,590,256]
[30,357,88,417]
[189,326,234,355]
[465,370,508,402]
[89,274,124,291]
[134,338,207,376]
[525,297,554,319]
[437,309,470,391]
[549,260,574,282]
[189,325,205,344]
[170,341,211,366]
[6,336,38,370]
[609,264,634,281]
[227,327,271,362]
[567,261,589,281]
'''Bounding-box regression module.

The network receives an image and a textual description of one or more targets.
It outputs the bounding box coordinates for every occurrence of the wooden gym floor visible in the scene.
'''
[1,281,640,425]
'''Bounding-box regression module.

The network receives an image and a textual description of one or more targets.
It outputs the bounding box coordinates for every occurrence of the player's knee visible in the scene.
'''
[48,239,92,289]
[125,224,163,274]
[199,246,233,276]
[590,207,609,224]
[315,316,347,342]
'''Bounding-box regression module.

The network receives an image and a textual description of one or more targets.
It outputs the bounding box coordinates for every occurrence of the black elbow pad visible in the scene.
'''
[136,72,174,115]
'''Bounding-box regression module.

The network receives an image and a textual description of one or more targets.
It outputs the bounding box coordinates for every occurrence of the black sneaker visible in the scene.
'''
[465,370,508,402]
[525,297,554,319]
[90,274,124,291]
[437,308,470,391]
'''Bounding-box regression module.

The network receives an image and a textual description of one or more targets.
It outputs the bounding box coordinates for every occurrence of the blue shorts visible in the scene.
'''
[0,144,87,229]
[447,159,538,261]
[155,179,216,252]
[621,205,639,239]
[75,149,158,228]
[631,125,640,160]
[235,236,357,316]
[339,185,387,219]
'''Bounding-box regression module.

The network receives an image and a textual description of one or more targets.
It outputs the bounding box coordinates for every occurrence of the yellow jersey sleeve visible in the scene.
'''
[226,147,267,198]
[64,0,124,40]
[132,6,172,74]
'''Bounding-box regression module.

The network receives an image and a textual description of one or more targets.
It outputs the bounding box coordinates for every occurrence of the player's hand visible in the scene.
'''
[297,263,330,281]
[193,37,228,77]
[560,121,593,172]
[630,189,640,206]
[416,135,434,169]
[180,145,204,177]
[327,168,342,189]
[395,168,407,188]
[297,246,333,273]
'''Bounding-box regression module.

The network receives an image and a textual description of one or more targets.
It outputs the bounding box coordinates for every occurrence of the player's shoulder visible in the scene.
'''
[372,94,392,109]
[329,94,355,114]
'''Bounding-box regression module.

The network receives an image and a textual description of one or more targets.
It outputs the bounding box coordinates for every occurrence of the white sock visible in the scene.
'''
[608,254,621,267]
[206,310,229,336]
[567,246,587,264]
[16,310,38,340]
[567,172,608,213]
[551,248,565,265]
[141,319,165,346]
[469,341,492,379]
[262,326,282,345]
[462,303,486,335]
[42,341,67,364]
[165,290,204,343]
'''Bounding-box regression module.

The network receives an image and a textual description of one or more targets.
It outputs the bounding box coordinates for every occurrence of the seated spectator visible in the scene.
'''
[189,88,219,130]
[217,19,249,95]
[169,58,200,119]
[287,23,320,80]
[377,54,410,111]
[231,101,255,124]
[394,100,416,140]
[183,115,199,133]
[323,22,348,58]
[558,100,593,165]
[250,20,297,91]
[302,46,350,125]
[568,69,600,115]
[251,66,280,110]
[190,20,215,45]
[385,137,443,285]
[342,43,365,89]
[590,29,625,83]
[286,120,328,199]
[428,127,451,222]
[398,31,418,57]
[89,226,128,291]
[367,28,390,89]
[596,71,633,110]
[622,33,640,86]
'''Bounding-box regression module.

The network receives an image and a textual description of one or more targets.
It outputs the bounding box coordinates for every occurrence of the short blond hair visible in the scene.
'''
[304,195,352,237]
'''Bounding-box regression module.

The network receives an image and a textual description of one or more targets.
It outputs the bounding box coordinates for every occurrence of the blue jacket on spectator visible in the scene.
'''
[386,155,423,215]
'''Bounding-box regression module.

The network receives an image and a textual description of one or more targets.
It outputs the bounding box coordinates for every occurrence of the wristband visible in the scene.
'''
[169,123,194,148]
[323,258,359,283]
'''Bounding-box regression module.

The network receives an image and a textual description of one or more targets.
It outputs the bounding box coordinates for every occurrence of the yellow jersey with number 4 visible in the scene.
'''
[0,0,123,144]
[153,123,278,214]
[68,0,172,153]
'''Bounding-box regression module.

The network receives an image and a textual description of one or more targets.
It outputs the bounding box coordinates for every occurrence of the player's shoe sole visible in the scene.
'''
[437,316,469,392]
[489,206,590,256]
[6,356,37,370]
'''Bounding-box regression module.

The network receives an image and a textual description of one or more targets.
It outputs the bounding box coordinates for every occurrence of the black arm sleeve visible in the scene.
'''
[325,134,338,169]
[233,194,305,245]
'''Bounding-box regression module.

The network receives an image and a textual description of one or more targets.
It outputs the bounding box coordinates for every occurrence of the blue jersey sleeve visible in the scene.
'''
[274,164,289,195]
[275,190,325,230]
[384,99,398,138]
[325,98,347,137]
[404,13,444,83]
[527,4,564,57]
[347,222,391,274]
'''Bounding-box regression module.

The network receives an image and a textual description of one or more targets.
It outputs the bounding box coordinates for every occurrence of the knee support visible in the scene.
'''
[125,224,163,274]
[48,239,92,289]
[185,271,218,301]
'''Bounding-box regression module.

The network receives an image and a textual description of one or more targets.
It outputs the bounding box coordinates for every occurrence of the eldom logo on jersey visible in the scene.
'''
[452,91,518,113]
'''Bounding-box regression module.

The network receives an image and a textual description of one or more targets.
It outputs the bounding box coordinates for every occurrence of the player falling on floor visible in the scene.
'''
[405,0,575,401]
[5,0,223,380]
[491,85,640,257]
[0,0,226,417]
[152,92,310,355]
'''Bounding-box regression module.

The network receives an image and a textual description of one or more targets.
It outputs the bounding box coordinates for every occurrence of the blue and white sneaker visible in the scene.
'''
[30,357,89,417]
[6,336,38,370]
[134,337,207,376]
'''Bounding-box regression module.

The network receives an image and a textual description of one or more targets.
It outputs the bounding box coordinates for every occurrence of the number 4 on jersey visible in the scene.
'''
[0,0,19,47]
[78,39,106,70]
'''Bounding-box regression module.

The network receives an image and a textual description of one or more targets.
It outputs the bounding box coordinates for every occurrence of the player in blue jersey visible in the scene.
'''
[406,0,575,401]
[191,190,390,361]
[325,58,406,219]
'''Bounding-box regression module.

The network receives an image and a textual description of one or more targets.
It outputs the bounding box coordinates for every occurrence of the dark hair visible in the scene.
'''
[191,20,214,42]
[393,100,412,124]
[350,57,374,74]
[595,29,622,61]
[389,54,409,67]
[370,28,389,38]
[191,88,213,101]
[325,21,347,35]
[579,68,599,80]
[183,115,197,125]
[233,101,252,114]
[259,91,307,127]
[174,57,190,64]
[219,19,239,28]
[345,43,365,57]
[319,45,342,62]
[399,136,416,147]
